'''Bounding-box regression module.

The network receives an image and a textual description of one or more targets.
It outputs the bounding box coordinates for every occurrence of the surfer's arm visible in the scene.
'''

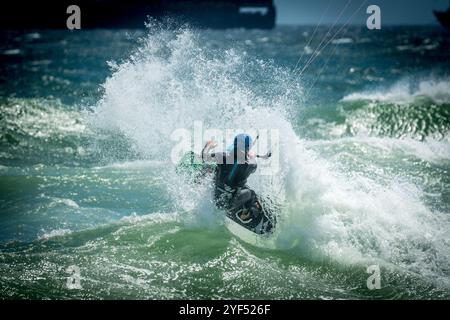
[201,140,218,163]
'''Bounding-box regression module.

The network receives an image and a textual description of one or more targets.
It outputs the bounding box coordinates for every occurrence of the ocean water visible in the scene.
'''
[0,25,449,299]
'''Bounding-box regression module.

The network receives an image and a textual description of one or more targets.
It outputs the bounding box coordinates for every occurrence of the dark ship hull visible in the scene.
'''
[0,0,276,29]
[434,9,450,28]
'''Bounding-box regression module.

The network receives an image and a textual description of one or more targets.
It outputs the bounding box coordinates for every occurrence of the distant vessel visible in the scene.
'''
[434,7,450,28]
[0,0,276,29]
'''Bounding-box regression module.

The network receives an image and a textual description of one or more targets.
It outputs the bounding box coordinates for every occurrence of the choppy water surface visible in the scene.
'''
[0,25,449,299]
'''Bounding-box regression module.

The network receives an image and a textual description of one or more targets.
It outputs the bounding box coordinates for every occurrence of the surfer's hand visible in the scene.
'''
[206,140,217,148]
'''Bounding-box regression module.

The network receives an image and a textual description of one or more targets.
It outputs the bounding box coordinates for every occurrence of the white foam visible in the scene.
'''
[307,136,450,164]
[93,28,299,163]
[48,197,80,209]
[331,38,353,45]
[38,228,72,240]
[119,212,180,224]
[93,160,165,170]
[342,79,450,104]
[2,49,21,55]
[91,26,450,287]
[3,98,86,139]
[277,140,450,286]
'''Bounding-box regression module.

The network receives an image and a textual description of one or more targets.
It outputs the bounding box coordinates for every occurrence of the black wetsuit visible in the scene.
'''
[210,152,257,210]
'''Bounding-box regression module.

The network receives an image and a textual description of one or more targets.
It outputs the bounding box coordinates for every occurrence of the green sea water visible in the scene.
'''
[0,25,449,299]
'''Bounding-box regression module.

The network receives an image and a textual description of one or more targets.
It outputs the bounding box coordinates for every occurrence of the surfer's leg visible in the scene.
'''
[247,190,263,219]
[231,189,252,209]
[230,188,254,221]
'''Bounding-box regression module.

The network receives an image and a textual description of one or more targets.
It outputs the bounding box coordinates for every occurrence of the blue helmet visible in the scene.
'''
[233,134,253,153]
